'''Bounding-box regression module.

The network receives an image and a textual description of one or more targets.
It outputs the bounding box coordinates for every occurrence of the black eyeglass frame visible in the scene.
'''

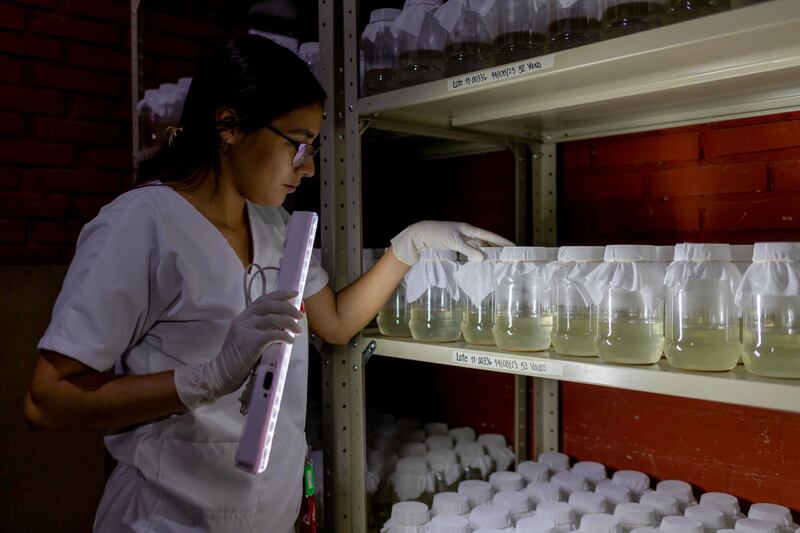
[263,124,320,168]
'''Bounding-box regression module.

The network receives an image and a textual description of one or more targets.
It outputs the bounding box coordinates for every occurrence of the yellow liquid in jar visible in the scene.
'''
[553,316,598,357]
[665,327,740,371]
[377,311,411,337]
[409,308,463,343]
[462,310,496,346]
[741,329,800,378]
[493,314,553,352]
[597,321,664,364]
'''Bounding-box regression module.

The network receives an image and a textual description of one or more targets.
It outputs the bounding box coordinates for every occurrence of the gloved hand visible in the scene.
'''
[174,290,304,410]
[390,221,514,265]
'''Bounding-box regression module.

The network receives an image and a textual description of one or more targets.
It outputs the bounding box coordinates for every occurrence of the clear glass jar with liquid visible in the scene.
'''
[552,246,605,357]
[737,242,800,378]
[665,0,730,24]
[585,245,665,364]
[494,0,548,64]
[493,246,553,352]
[457,247,502,345]
[362,9,402,95]
[664,243,742,371]
[442,0,496,77]
[547,0,603,53]
[407,249,463,342]
[600,0,665,39]
[395,0,447,87]
[377,280,412,337]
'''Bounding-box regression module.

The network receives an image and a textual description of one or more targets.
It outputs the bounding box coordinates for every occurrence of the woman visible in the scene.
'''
[24,35,511,532]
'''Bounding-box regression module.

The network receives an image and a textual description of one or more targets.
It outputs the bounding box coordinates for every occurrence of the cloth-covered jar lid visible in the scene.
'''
[391,501,430,526]
[673,243,732,262]
[558,246,606,262]
[604,245,658,262]
[753,242,800,262]
[433,491,470,516]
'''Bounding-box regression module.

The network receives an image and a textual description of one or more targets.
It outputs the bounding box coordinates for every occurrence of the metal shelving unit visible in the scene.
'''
[320,1,800,532]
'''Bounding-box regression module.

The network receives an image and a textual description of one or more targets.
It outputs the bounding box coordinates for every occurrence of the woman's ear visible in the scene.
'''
[215,107,239,148]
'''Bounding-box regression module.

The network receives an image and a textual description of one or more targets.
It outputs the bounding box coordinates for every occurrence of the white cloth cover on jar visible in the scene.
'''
[456,441,494,479]
[363,9,403,42]
[382,501,431,533]
[479,433,516,472]
[748,504,799,533]
[664,243,742,305]
[700,493,746,528]
[432,491,471,517]
[428,449,464,486]
[571,462,607,488]
[578,513,623,533]
[549,246,606,307]
[584,245,664,316]
[391,0,444,38]
[517,461,550,483]
[456,247,503,308]
[407,249,461,304]
[391,457,435,501]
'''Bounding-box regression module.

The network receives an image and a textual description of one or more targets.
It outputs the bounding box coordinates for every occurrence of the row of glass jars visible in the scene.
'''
[377,243,800,379]
[361,0,769,95]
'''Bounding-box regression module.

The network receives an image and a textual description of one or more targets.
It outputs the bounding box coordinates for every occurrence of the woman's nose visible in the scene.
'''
[297,156,315,179]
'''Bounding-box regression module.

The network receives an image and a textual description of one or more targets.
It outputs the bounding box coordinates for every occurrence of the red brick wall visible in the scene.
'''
[560,113,800,515]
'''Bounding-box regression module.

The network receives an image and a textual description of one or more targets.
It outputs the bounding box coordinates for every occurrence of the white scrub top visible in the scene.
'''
[38,184,329,533]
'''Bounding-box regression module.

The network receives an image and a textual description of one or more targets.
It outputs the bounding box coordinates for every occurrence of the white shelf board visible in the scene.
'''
[358,0,800,141]
[361,334,800,414]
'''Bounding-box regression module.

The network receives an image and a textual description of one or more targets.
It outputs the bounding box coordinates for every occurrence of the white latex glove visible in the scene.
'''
[390,220,514,265]
[174,290,304,410]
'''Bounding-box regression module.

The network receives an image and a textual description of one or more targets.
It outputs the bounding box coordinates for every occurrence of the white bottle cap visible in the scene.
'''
[494,490,532,515]
[572,462,608,484]
[569,491,608,515]
[400,442,428,458]
[535,501,575,526]
[748,504,794,527]
[686,505,727,530]
[580,513,622,533]
[470,504,512,529]
[430,513,470,533]
[559,246,606,262]
[615,503,657,527]
[538,451,571,473]
[450,427,477,443]
[604,245,658,262]
[527,481,563,504]
[640,492,680,517]
[595,483,632,506]
[401,429,427,444]
[517,516,559,533]
[612,470,651,494]
[700,493,741,516]
[656,480,695,505]
[518,461,550,483]
[661,516,705,533]
[552,472,590,494]
[478,433,508,449]
[736,519,780,533]
[489,471,525,492]
[370,7,403,23]
[433,492,470,516]
[396,456,429,474]
[459,479,494,506]
[427,449,459,470]
[391,501,430,526]
[427,435,455,450]
[425,422,450,436]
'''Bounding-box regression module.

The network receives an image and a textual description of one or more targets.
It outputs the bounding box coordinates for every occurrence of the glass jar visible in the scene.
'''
[493,246,553,352]
[552,246,605,356]
[547,0,602,53]
[391,457,435,506]
[664,244,742,371]
[362,9,402,95]
[600,0,665,39]
[665,0,729,24]
[455,441,493,480]
[585,245,665,365]
[427,449,464,493]
[407,249,462,342]
[298,42,320,82]
[457,247,502,345]
[441,0,496,77]
[377,279,411,337]
[394,0,447,87]
[494,0,548,64]
[737,243,800,378]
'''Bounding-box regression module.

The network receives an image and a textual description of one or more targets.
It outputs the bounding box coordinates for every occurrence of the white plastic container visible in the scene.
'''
[456,441,493,480]
[547,0,602,52]
[748,504,799,533]
[539,451,571,473]
[686,505,727,532]
[535,501,578,533]
[640,492,681,520]
[493,0,548,64]
[407,249,463,342]
[457,247,503,345]
[569,492,609,517]
[615,503,658,533]
[656,480,697,512]
[552,246,606,357]
[437,0,495,77]
[737,244,800,378]
[459,479,495,507]
[612,470,651,500]
[571,461,608,488]
[552,472,590,495]
[428,449,464,492]
[384,501,431,532]
[432,491,471,517]
[470,503,514,531]
[580,513,624,533]
[393,0,447,87]
[699,493,745,528]
[430,513,471,533]
[527,481,564,505]
[494,246,554,351]
[494,490,535,525]
[362,9,402,95]
[585,245,665,364]
[664,243,742,371]
[518,461,551,483]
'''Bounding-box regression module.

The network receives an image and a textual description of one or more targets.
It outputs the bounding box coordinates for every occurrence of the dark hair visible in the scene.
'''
[136,34,326,187]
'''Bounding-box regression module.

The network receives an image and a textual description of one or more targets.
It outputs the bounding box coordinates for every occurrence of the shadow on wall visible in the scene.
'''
[0,266,105,531]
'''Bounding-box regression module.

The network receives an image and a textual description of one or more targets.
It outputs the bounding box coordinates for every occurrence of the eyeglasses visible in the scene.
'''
[264,124,320,168]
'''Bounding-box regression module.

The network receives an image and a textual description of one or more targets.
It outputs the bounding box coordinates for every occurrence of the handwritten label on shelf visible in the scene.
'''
[447,54,556,92]
[452,350,564,377]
